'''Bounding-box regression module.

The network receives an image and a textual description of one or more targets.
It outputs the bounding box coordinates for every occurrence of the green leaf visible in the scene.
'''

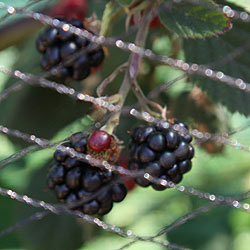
[0,196,23,248]
[52,115,94,141]
[226,0,250,10]
[183,1,250,115]
[116,0,135,6]
[159,0,231,39]
[0,0,57,50]
[0,0,56,28]
[100,2,123,36]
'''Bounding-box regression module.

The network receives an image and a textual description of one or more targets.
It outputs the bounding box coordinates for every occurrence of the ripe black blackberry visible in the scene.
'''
[48,131,127,216]
[129,120,194,190]
[36,17,105,81]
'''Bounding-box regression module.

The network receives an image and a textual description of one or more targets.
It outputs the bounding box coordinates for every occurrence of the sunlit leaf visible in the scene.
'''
[159,0,231,38]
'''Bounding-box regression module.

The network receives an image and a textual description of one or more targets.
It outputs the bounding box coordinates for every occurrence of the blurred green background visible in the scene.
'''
[0,0,250,250]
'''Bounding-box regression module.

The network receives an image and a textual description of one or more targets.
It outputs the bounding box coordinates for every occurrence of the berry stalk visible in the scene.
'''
[105,2,158,135]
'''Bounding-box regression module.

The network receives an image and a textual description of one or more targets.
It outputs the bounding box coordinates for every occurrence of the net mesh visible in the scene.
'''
[0,1,249,250]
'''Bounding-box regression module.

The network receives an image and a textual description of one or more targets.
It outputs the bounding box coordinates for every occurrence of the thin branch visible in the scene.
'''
[0,211,49,238]
[155,203,218,237]
[97,62,128,97]
[0,144,44,169]
[154,190,250,238]
[148,73,188,100]
[0,66,120,112]
[104,2,155,134]
[0,81,25,103]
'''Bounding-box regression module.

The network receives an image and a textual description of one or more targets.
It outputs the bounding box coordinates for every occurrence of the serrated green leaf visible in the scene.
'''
[183,1,250,115]
[159,0,231,39]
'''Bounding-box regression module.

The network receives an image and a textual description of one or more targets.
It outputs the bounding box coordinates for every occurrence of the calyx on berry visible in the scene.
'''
[87,130,121,164]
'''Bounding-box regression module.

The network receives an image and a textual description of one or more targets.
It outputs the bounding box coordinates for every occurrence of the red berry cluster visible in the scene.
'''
[50,0,88,20]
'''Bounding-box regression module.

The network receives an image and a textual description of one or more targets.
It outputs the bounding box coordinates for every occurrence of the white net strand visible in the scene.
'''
[222,5,250,22]
[0,113,112,169]
[0,39,105,104]
[0,124,50,147]
[0,1,249,249]
[0,66,121,112]
[1,125,250,214]
[129,108,250,153]
[0,0,46,22]
[0,2,248,96]
[147,37,250,100]
[0,185,247,250]
[1,3,249,95]
[0,186,187,249]
[173,0,250,23]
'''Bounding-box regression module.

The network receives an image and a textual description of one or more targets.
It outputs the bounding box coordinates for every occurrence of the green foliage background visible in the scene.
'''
[0,0,249,250]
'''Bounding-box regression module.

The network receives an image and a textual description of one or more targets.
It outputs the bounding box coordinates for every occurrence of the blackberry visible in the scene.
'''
[47,130,127,216]
[36,17,105,81]
[129,120,194,190]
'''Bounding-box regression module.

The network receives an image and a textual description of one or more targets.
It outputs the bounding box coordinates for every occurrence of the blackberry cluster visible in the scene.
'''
[129,121,194,190]
[36,18,105,81]
[47,132,127,215]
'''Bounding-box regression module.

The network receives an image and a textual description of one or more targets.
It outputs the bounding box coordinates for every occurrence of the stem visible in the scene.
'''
[97,62,128,97]
[104,67,131,134]
[105,2,157,134]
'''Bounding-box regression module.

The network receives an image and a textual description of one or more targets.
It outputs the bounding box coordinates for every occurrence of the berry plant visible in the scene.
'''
[0,0,250,250]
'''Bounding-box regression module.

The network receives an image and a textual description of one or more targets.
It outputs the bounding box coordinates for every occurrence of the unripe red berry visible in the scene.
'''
[119,155,136,191]
[50,0,88,20]
[129,1,162,29]
[88,130,111,152]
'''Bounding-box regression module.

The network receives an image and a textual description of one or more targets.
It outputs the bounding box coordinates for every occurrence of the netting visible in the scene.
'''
[0,0,250,250]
